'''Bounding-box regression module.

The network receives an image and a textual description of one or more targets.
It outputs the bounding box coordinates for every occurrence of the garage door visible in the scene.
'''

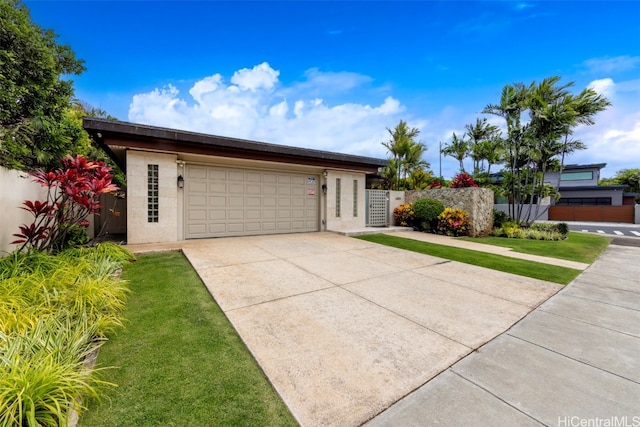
[185,165,319,238]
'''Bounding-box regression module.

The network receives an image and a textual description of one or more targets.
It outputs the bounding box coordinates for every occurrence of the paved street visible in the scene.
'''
[565,222,640,239]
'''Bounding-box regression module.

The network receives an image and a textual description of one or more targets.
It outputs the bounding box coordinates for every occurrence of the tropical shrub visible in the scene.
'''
[450,172,478,188]
[493,209,511,228]
[412,198,445,232]
[438,207,470,236]
[12,155,118,253]
[0,243,133,425]
[393,203,415,226]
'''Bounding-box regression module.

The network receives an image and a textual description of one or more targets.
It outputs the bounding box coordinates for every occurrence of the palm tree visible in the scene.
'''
[441,132,468,173]
[483,76,610,223]
[382,120,429,190]
[464,118,500,174]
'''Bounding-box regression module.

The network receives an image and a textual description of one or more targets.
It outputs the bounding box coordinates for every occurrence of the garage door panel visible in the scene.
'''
[247,197,261,207]
[228,223,244,232]
[209,223,226,233]
[247,172,261,182]
[229,210,244,220]
[188,166,208,179]
[189,181,207,193]
[209,210,226,220]
[229,197,244,207]
[208,169,226,180]
[185,165,318,238]
[209,196,226,206]
[246,222,261,232]
[246,210,261,220]
[189,195,207,206]
[229,171,245,181]
[229,183,244,194]
[188,210,206,221]
[210,183,226,193]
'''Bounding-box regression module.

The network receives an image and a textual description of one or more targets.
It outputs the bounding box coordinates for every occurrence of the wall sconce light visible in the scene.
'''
[321,184,327,195]
[177,175,184,189]
[323,170,328,178]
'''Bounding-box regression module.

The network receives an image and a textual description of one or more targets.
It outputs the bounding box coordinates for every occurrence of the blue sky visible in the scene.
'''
[24,0,640,179]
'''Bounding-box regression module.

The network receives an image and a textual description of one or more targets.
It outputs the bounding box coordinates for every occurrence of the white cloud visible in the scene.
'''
[230,62,279,92]
[588,78,615,98]
[583,55,640,74]
[128,63,409,159]
[571,78,640,178]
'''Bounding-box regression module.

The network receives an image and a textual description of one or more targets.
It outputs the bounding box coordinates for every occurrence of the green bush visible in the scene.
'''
[530,222,569,237]
[412,198,445,232]
[493,209,511,228]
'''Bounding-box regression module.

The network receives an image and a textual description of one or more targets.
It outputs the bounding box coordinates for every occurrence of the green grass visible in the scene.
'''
[459,232,610,264]
[355,234,584,285]
[80,251,297,427]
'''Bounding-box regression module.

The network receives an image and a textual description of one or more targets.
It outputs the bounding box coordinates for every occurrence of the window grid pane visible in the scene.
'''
[335,178,341,218]
[353,179,358,217]
[147,164,159,223]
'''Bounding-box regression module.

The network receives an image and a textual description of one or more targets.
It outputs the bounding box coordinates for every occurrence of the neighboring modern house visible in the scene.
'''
[546,163,634,223]
[494,163,637,223]
[83,118,388,244]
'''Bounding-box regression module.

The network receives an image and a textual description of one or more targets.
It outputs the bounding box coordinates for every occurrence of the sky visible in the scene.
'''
[23,0,640,179]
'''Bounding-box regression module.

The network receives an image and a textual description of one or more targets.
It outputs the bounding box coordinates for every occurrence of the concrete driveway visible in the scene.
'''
[180,232,562,426]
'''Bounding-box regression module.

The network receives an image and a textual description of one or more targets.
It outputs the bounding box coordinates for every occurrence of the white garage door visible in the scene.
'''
[185,165,319,238]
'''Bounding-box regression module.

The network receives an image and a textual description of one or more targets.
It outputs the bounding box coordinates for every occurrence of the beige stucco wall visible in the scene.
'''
[0,167,48,254]
[325,170,367,230]
[388,190,406,226]
[126,151,178,244]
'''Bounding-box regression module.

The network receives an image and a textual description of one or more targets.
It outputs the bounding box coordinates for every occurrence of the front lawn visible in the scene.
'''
[355,234,584,285]
[80,251,297,427]
[459,231,610,264]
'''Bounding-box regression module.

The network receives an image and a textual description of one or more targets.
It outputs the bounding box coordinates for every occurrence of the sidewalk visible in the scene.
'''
[365,243,640,426]
[334,227,589,270]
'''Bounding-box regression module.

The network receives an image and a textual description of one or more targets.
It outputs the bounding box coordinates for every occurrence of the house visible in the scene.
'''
[83,118,388,244]
[493,163,637,223]
[545,163,634,223]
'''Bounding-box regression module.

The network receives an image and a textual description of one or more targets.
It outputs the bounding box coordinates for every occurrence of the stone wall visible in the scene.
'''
[406,188,494,236]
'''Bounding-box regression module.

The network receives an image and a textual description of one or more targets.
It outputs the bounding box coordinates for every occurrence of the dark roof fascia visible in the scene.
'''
[562,163,607,171]
[83,118,388,172]
[559,185,628,191]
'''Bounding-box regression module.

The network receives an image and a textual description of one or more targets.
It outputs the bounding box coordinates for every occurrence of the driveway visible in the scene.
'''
[180,232,562,426]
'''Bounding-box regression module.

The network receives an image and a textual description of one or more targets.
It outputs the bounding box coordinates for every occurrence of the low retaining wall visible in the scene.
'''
[406,188,494,236]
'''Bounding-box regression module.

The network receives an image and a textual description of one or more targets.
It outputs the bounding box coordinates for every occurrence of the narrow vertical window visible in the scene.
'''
[335,178,341,218]
[353,179,358,217]
[147,164,159,223]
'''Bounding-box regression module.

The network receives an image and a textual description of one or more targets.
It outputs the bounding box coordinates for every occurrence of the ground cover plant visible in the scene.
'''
[80,251,298,427]
[0,242,133,426]
[355,234,584,285]
[461,232,610,264]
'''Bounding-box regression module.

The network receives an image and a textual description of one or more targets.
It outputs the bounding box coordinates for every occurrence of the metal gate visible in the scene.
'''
[365,190,389,227]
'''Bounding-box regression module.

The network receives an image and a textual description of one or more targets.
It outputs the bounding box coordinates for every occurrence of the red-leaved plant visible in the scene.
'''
[12,155,119,253]
[450,172,478,188]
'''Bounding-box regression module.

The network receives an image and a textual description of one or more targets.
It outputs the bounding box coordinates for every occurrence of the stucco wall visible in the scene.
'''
[325,170,367,230]
[0,167,48,255]
[126,151,178,244]
[406,188,494,236]
[388,190,405,226]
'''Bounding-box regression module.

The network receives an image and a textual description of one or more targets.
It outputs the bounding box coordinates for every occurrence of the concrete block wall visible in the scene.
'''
[406,188,494,236]
[126,151,178,244]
